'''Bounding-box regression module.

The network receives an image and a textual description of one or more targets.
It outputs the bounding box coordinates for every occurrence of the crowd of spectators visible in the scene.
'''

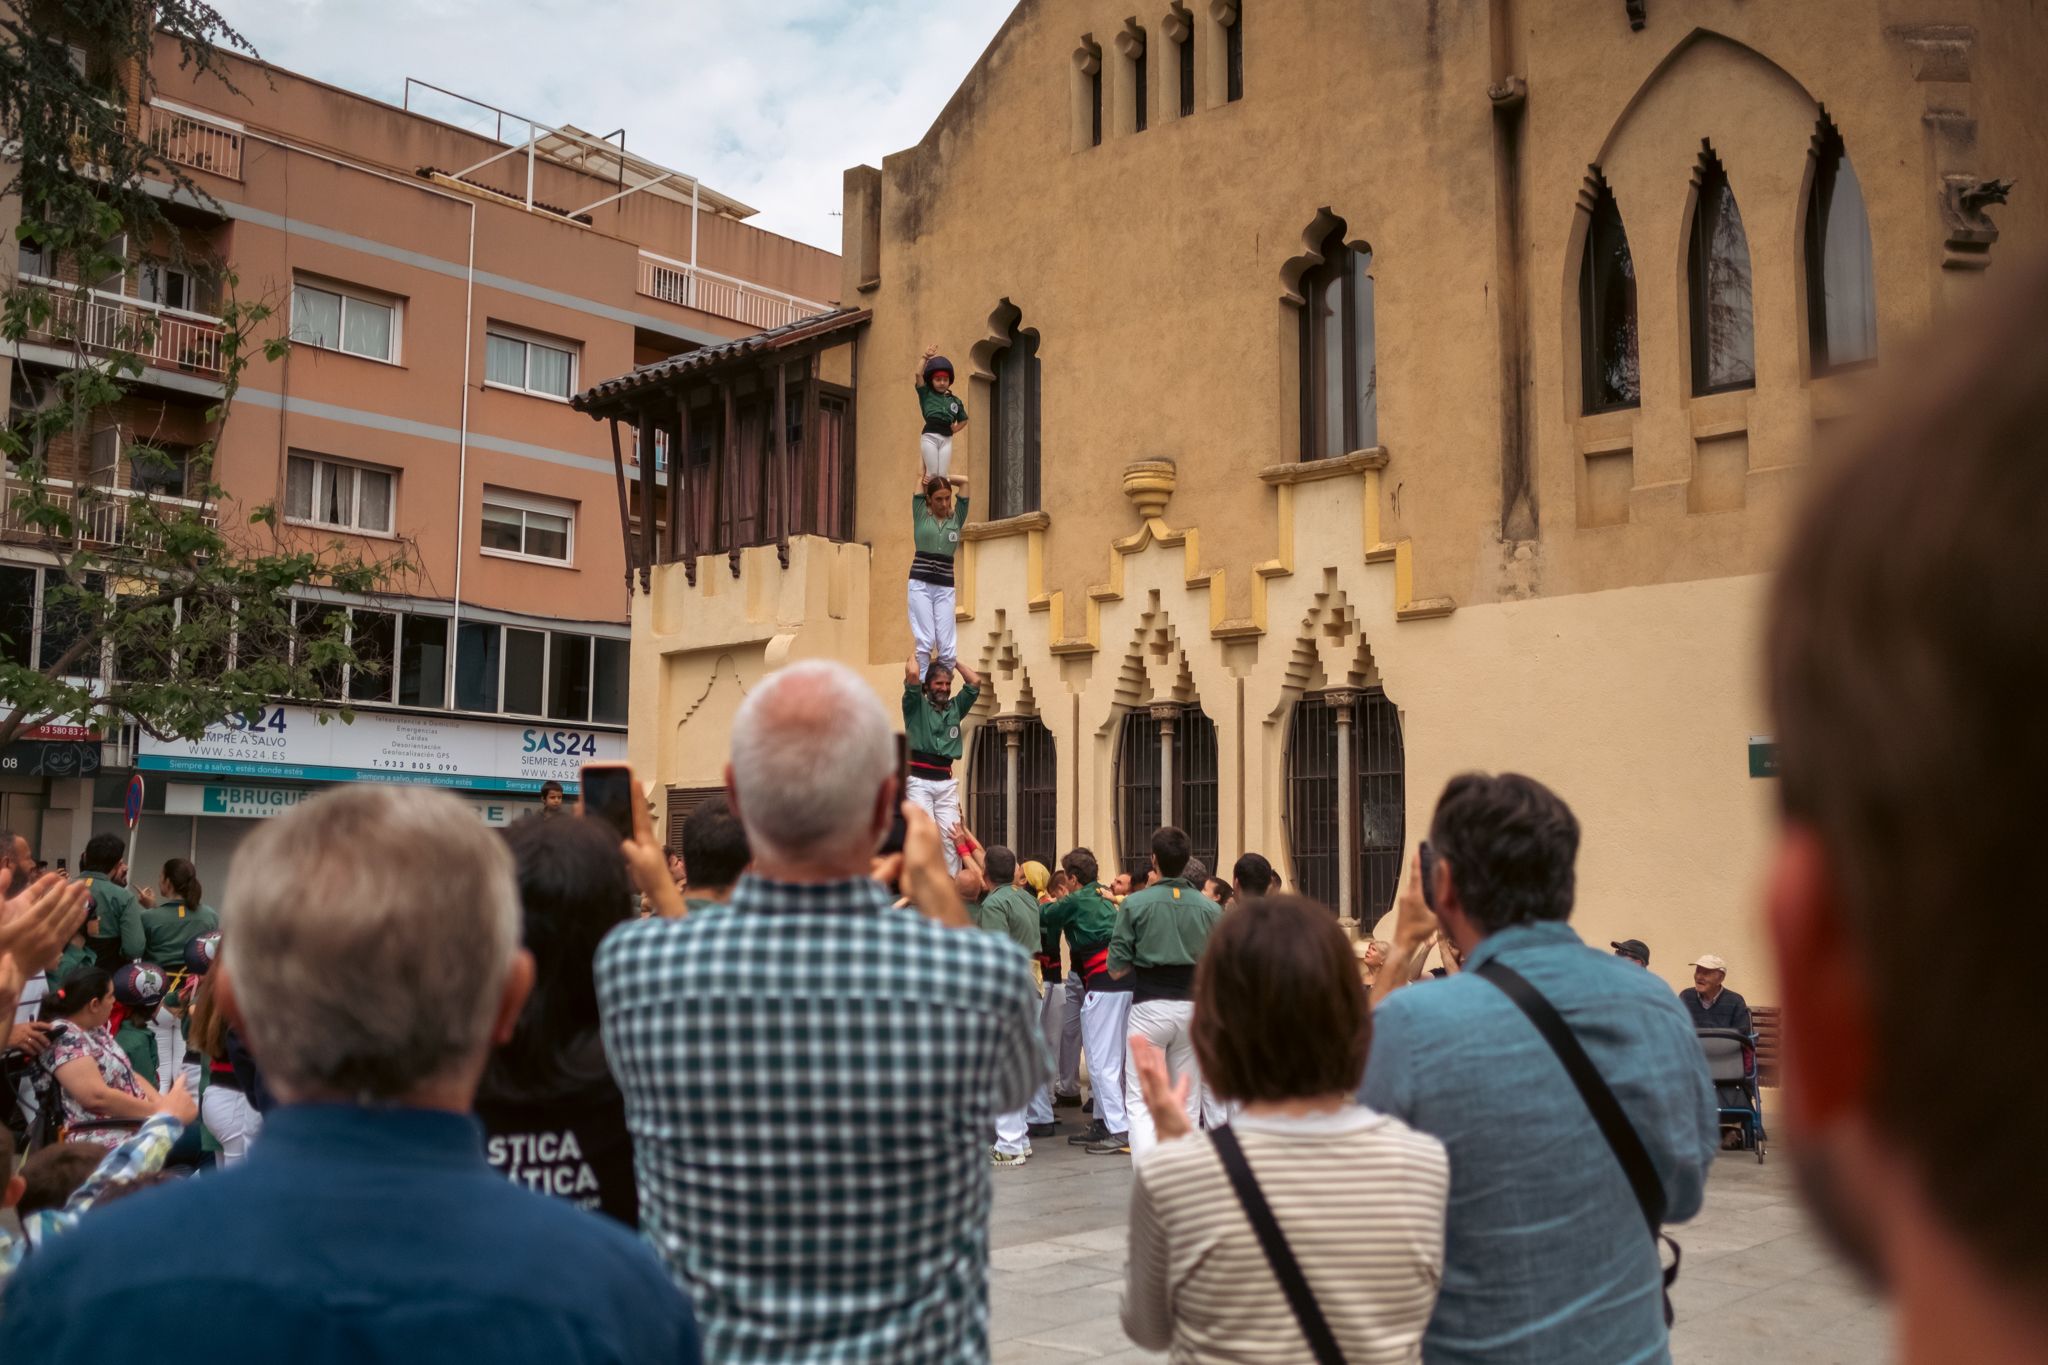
[2,262,2043,1365]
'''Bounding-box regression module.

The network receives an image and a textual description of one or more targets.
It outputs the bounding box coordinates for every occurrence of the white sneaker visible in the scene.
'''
[991,1149,1031,1167]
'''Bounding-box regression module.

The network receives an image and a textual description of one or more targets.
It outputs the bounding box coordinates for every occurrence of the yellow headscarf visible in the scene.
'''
[1021,860,1052,899]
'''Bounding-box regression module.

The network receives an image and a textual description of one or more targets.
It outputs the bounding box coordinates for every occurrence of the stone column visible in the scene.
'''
[1150,702,1182,830]
[1325,689,1361,930]
[997,715,1026,851]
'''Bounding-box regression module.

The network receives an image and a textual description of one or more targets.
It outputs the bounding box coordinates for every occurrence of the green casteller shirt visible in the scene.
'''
[80,873,145,969]
[115,1015,158,1084]
[1109,877,1222,1001]
[139,899,220,973]
[1041,882,1129,992]
[909,494,970,590]
[915,383,968,437]
[975,884,1043,959]
[902,681,978,764]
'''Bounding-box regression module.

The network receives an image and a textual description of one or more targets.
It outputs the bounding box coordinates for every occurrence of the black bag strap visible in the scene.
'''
[1475,959,1681,1325]
[1209,1125,1348,1365]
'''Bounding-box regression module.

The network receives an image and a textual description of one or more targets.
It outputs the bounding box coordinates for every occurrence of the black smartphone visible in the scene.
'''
[580,762,637,842]
[878,735,909,856]
[1418,841,1439,912]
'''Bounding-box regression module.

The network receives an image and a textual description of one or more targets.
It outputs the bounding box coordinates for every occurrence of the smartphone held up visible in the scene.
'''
[580,762,639,843]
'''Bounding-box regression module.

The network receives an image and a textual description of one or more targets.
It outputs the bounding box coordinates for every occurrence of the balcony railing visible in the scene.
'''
[140,105,244,181]
[18,276,226,376]
[1,476,219,551]
[636,252,832,332]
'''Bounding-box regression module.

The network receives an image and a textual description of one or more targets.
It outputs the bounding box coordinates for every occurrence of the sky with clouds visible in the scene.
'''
[205,0,1015,254]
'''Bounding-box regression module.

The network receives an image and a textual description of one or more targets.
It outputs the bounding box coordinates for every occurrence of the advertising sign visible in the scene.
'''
[0,739,100,779]
[137,705,622,794]
[166,783,533,827]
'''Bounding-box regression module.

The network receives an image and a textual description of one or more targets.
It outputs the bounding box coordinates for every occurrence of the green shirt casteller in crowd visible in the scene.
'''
[916,383,967,437]
[910,493,969,565]
[49,941,93,992]
[1109,877,1223,973]
[1040,882,1120,956]
[976,884,1043,958]
[80,872,145,969]
[902,681,978,762]
[139,899,220,973]
[115,1014,158,1084]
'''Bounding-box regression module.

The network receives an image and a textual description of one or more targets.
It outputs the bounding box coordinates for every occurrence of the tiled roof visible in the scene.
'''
[571,307,870,413]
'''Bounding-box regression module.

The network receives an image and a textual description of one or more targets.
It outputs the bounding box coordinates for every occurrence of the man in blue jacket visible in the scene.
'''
[1363,772,1717,1364]
[0,786,700,1365]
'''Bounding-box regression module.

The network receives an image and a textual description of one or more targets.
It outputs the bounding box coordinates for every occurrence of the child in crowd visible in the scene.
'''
[913,346,968,480]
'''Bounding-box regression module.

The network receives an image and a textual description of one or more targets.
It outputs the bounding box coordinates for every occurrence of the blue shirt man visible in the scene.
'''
[1362,773,1719,1365]
[0,1105,700,1364]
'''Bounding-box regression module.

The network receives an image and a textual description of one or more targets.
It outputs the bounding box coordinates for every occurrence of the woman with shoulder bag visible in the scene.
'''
[1122,895,1449,1364]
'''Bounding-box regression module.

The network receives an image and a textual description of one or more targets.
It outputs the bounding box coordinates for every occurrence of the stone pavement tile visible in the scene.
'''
[992,1240,1109,1273]
[1048,1225,1136,1255]
[992,1286,1123,1344]
[993,1340,1095,1365]
[1669,1271,1766,1318]
[1818,1304,1895,1349]
[1087,1347,1168,1363]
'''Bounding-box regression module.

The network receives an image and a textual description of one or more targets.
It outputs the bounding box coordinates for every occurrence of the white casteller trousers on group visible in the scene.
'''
[920,432,954,481]
[907,580,958,681]
[1081,989,1133,1134]
[1055,975,1084,1097]
[904,774,963,874]
[1124,999,1207,1162]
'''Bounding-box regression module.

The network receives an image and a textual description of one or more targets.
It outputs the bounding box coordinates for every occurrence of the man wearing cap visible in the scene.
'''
[1610,938,1651,968]
[1680,954,1752,1035]
[75,835,143,971]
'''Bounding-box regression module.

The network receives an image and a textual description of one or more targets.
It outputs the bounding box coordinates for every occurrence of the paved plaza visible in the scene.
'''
[988,1110,1891,1365]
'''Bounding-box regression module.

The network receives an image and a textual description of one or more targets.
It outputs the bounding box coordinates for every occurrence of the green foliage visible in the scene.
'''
[1,2,412,749]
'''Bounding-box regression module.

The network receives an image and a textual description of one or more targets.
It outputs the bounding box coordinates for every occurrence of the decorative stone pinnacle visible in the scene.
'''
[1122,459,1178,522]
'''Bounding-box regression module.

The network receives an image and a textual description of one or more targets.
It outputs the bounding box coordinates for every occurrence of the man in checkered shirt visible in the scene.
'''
[597,660,1049,1362]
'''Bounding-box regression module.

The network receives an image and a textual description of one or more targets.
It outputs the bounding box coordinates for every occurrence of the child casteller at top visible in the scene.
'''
[914,345,968,479]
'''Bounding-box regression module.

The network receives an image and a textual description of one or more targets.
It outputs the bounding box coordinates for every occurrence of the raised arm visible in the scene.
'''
[915,344,937,388]
[905,651,924,686]
[954,659,983,691]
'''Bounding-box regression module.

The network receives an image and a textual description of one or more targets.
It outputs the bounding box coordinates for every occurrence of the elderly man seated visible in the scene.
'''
[0,786,700,1363]
[1681,952,1755,1120]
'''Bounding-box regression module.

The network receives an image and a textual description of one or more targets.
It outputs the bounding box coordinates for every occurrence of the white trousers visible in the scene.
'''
[920,431,953,480]
[1082,989,1133,1134]
[1125,999,1205,1163]
[993,1105,1032,1156]
[202,1086,263,1165]
[905,775,963,874]
[150,1012,184,1092]
[1056,975,1084,1096]
[907,579,958,681]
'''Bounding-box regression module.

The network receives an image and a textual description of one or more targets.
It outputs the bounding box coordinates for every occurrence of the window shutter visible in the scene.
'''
[665,785,725,843]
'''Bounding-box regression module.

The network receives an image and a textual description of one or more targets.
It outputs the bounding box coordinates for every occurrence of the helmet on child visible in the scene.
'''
[114,961,168,1008]
[184,930,222,975]
[922,355,955,384]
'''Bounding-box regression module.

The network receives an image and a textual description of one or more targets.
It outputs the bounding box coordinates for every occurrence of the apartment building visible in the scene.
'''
[576,0,2043,1006]
[1,34,839,873]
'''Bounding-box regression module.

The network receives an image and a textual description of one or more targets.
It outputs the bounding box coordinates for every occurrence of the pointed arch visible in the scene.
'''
[1282,210,1377,460]
[1578,170,1640,414]
[1687,140,1756,394]
[1804,109,1877,373]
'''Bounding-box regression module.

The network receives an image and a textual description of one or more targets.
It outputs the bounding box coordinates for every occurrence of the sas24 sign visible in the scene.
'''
[522,730,599,757]
[224,708,289,733]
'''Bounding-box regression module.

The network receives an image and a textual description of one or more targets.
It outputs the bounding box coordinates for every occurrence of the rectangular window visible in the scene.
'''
[285,452,396,534]
[0,565,38,669]
[503,628,546,715]
[348,609,397,703]
[480,488,575,564]
[1091,68,1103,146]
[593,637,629,726]
[1133,44,1149,132]
[39,573,105,679]
[290,281,398,363]
[485,327,578,400]
[1225,11,1244,102]
[128,442,192,498]
[295,603,349,701]
[455,621,501,712]
[18,238,54,280]
[137,262,199,313]
[398,614,448,709]
[1178,31,1195,117]
[547,632,592,722]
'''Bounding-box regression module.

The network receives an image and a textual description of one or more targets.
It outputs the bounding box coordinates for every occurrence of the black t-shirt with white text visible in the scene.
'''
[475,1073,637,1228]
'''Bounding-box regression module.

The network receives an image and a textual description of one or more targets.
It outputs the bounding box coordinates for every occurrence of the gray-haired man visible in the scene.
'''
[598,659,1048,1362]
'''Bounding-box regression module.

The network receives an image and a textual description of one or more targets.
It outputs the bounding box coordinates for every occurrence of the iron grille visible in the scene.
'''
[965,718,1059,865]
[1283,689,1404,921]
[1114,705,1219,880]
